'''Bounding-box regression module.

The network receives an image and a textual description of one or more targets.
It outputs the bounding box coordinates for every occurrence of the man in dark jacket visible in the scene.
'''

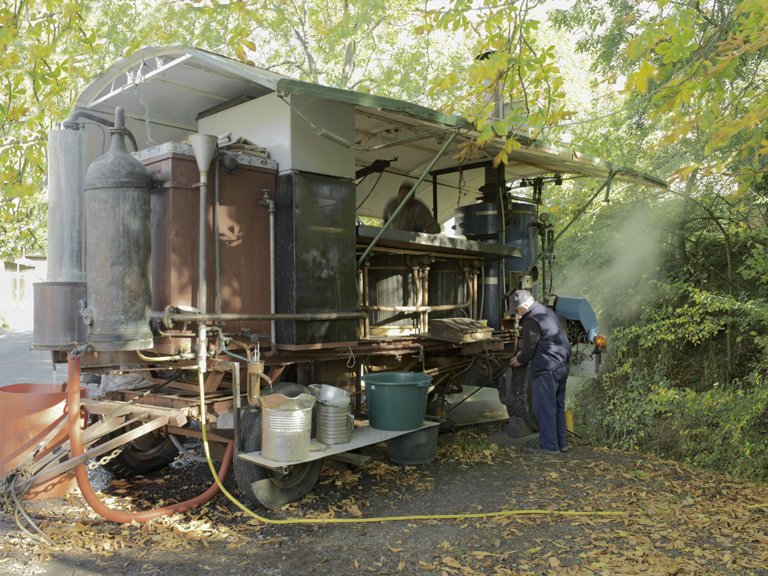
[509,290,571,455]
[382,182,441,234]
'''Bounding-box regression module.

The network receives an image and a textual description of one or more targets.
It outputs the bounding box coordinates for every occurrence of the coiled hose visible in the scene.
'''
[67,355,233,523]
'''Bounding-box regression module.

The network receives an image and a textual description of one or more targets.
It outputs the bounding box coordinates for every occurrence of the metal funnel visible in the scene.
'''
[189,134,217,173]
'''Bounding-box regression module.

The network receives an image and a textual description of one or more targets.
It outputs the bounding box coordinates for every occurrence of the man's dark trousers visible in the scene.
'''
[531,363,569,451]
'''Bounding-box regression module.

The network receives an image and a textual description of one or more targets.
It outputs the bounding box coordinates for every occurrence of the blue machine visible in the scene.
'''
[555,296,599,344]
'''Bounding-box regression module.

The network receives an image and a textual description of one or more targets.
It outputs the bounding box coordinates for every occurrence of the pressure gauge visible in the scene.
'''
[539,212,549,223]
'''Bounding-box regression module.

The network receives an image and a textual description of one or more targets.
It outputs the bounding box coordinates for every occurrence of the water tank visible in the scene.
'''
[83,108,153,351]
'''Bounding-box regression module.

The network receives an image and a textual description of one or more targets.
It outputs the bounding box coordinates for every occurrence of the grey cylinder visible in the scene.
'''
[33,282,88,349]
[32,125,92,350]
[83,108,153,351]
[47,126,91,283]
[315,401,353,445]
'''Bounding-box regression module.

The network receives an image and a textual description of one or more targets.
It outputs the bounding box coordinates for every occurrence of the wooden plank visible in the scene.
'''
[204,371,225,393]
[81,398,188,427]
[165,381,203,393]
[166,426,231,444]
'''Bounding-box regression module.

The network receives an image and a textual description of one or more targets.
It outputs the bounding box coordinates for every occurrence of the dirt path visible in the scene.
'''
[2,426,767,575]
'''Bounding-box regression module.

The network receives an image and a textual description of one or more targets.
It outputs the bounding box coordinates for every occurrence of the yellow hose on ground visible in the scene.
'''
[196,372,619,525]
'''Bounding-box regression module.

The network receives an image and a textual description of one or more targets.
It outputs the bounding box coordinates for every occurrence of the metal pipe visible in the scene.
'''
[423,266,429,333]
[498,195,507,315]
[259,191,277,353]
[363,262,370,338]
[432,176,439,222]
[67,110,139,152]
[190,134,218,372]
[356,128,460,269]
[137,350,192,363]
[480,265,486,320]
[215,148,221,331]
[266,194,277,353]
[355,270,364,339]
[540,225,547,301]
[150,311,366,323]
[505,172,615,297]
[472,272,478,319]
[414,267,423,333]
[198,170,209,372]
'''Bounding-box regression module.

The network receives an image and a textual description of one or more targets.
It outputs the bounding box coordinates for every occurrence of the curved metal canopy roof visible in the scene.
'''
[75,46,667,223]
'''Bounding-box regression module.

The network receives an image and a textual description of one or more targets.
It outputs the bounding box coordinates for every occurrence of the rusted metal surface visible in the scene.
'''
[84,108,153,351]
[142,147,276,349]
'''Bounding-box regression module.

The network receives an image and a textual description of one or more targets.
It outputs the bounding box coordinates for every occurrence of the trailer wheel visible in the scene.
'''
[233,382,323,510]
[101,428,179,479]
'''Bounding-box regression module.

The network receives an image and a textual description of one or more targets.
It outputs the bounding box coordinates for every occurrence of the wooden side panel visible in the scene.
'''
[144,151,275,340]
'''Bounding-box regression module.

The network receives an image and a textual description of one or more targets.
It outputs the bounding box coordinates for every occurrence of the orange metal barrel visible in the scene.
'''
[0,383,85,500]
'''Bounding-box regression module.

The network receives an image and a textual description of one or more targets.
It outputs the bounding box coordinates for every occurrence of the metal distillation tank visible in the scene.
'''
[82,108,153,351]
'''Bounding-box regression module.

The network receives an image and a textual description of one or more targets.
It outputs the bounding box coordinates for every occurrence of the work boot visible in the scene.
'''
[526,445,559,455]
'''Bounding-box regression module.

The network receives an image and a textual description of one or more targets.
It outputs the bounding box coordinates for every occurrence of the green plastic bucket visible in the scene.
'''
[362,372,432,431]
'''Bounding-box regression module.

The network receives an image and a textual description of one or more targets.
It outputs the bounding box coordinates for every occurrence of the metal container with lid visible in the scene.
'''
[83,107,153,351]
[259,393,316,462]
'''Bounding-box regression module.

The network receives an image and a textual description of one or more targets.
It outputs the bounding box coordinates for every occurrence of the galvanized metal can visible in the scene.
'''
[315,400,353,445]
[259,393,316,462]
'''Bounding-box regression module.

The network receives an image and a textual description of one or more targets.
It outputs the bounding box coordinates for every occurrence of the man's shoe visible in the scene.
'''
[526,445,560,455]
[560,446,568,453]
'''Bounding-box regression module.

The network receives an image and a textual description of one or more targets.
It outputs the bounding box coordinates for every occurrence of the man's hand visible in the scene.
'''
[510,354,522,368]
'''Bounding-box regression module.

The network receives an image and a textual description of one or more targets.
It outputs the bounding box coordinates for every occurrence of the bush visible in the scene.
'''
[573,281,768,483]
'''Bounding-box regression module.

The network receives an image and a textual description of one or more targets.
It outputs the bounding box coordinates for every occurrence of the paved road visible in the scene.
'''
[0,329,63,388]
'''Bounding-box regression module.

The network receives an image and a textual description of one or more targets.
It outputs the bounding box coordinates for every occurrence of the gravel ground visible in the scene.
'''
[2,425,768,576]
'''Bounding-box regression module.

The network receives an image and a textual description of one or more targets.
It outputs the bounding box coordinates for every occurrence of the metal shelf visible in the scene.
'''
[238,420,439,473]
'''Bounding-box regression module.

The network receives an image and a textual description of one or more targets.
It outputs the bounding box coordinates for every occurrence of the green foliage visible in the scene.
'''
[423,0,575,166]
[0,0,199,259]
[551,0,768,190]
[573,276,768,482]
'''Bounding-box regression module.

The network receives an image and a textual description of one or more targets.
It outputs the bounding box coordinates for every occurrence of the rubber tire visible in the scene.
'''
[233,382,323,510]
[101,429,179,479]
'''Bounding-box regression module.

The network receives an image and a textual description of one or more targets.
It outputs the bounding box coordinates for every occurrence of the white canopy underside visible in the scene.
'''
[75,46,667,224]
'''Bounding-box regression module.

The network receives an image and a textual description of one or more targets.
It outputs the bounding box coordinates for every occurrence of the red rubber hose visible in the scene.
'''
[67,355,233,523]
